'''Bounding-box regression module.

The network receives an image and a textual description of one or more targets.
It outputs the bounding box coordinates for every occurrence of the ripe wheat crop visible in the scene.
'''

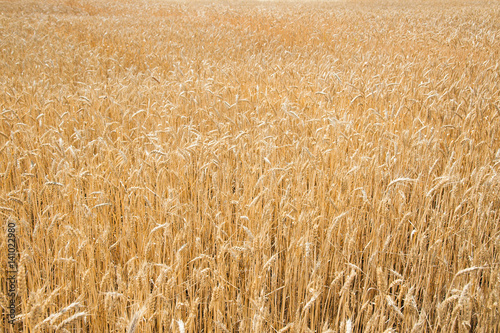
[1,0,499,332]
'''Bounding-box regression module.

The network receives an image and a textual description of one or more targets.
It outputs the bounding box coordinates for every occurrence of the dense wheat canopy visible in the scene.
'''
[1,0,499,332]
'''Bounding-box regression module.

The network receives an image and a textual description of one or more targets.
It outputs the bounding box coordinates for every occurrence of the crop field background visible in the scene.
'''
[1,0,500,332]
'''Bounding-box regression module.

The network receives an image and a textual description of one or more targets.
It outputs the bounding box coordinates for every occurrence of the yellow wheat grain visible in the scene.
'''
[1,1,499,332]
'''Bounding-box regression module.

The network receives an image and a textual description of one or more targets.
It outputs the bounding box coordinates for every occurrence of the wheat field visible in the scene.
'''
[1,0,499,332]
